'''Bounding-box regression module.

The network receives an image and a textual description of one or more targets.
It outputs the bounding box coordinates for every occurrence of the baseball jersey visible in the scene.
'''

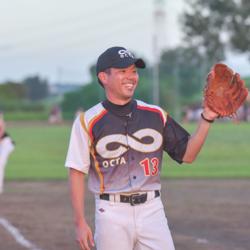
[65,99,190,194]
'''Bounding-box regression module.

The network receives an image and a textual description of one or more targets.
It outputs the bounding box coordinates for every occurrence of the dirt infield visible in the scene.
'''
[0,179,249,250]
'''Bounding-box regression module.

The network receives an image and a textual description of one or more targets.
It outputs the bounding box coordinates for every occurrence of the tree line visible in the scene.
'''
[1,0,250,119]
[0,76,49,112]
[62,0,250,118]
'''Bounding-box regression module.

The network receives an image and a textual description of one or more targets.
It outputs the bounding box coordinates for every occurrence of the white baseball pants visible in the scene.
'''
[94,195,175,250]
[0,137,15,193]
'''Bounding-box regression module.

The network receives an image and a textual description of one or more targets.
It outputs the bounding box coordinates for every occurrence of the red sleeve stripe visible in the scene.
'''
[137,105,166,125]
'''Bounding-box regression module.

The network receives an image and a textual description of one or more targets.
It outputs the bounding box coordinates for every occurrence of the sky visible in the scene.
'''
[1,0,250,84]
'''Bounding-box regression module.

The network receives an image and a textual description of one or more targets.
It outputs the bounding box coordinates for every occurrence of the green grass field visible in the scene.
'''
[164,122,250,178]
[5,122,250,180]
[6,123,71,180]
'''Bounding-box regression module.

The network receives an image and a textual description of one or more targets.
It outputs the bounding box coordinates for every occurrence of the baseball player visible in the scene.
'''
[0,112,15,194]
[65,46,218,250]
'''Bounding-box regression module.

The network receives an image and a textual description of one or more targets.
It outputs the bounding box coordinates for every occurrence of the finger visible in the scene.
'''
[213,63,227,76]
[234,88,249,107]
[231,76,246,100]
[78,240,85,250]
[226,73,243,101]
[214,63,232,81]
[206,72,213,83]
[77,237,90,250]
[235,73,242,83]
[88,229,95,247]
[83,238,91,250]
[228,74,239,96]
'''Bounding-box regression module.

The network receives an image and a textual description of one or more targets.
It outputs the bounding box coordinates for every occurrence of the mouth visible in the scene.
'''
[123,82,135,90]
[124,84,134,88]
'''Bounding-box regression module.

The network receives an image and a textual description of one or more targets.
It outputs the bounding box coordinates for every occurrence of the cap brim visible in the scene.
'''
[135,58,146,68]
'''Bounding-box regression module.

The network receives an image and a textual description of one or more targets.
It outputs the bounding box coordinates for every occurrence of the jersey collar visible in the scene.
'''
[102,99,137,118]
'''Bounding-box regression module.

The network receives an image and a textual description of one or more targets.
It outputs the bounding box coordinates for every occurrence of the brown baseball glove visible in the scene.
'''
[204,63,249,117]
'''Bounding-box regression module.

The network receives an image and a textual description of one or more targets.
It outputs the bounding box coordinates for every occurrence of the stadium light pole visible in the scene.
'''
[152,35,160,105]
[152,0,166,106]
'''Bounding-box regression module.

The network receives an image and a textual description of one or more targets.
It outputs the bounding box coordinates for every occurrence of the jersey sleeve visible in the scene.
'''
[163,115,190,164]
[65,115,90,174]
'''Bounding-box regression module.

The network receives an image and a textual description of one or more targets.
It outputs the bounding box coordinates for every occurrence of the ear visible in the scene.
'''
[98,72,108,86]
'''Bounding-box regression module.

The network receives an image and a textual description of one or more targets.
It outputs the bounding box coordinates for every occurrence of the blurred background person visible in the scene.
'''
[48,105,63,125]
[0,111,15,194]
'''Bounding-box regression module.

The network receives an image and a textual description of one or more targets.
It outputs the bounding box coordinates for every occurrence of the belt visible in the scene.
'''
[99,190,160,206]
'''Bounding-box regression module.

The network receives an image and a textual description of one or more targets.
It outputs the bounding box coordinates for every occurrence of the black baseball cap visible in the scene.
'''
[96,46,146,85]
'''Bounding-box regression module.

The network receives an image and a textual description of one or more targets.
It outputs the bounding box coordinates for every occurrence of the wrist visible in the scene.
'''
[74,215,86,226]
[201,113,215,123]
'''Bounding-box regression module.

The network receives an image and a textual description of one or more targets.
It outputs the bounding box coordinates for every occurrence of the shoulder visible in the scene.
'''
[77,102,107,130]
[136,100,168,124]
[0,132,15,147]
[1,132,10,140]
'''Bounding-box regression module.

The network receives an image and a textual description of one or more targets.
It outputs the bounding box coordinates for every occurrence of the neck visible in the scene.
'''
[106,95,132,105]
[102,99,136,118]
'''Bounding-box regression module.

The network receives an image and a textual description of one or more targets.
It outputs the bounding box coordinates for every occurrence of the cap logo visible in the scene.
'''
[118,49,134,59]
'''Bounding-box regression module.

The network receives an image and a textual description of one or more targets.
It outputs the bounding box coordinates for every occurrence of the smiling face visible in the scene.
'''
[98,64,139,105]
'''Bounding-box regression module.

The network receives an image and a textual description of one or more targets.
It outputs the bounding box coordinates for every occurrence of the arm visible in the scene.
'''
[182,107,218,163]
[69,168,95,250]
[0,118,5,139]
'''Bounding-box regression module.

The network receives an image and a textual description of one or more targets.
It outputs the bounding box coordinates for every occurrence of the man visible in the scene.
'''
[0,112,15,194]
[65,46,218,250]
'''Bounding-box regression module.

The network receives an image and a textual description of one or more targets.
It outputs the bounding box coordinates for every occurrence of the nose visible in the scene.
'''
[125,71,137,81]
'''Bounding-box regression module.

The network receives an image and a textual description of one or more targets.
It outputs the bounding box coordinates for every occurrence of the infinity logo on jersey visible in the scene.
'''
[96,128,162,158]
[95,129,162,168]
